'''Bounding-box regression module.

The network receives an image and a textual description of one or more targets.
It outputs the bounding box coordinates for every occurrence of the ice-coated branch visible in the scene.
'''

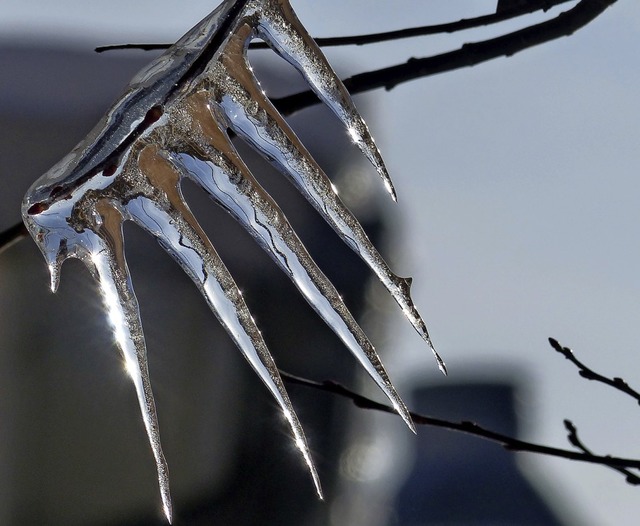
[549,337,640,405]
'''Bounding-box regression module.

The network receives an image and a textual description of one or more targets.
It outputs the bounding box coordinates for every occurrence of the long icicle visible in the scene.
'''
[87,201,173,523]
[129,143,322,497]
[163,93,414,430]
[207,29,446,373]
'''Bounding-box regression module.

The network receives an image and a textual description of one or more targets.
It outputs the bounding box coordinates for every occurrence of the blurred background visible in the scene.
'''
[1,1,639,524]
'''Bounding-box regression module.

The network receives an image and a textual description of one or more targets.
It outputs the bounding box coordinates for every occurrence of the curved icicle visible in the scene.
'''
[163,93,414,430]
[249,0,396,199]
[128,144,322,497]
[84,202,173,524]
[207,33,446,373]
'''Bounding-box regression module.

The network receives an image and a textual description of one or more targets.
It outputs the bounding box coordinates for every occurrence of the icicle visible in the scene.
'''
[128,143,323,497]
[87,205,173,523]
[163,93,414,430]
[205,26,445,372]
[21,0,443,519]
[250,0,396,199]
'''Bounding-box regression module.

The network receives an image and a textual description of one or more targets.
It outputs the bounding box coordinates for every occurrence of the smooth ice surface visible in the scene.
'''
[22,0,442,519]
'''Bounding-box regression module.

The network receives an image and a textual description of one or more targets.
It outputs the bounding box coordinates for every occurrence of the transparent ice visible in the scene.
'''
[22,0,445,521]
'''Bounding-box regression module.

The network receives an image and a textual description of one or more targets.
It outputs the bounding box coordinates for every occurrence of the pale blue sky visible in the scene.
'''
[2,1,640,524]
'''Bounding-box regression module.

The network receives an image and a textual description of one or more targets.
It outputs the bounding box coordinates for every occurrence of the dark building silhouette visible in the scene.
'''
[394,383,563,525]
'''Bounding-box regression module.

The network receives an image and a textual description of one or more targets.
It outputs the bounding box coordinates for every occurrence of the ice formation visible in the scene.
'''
[22,0,445,521]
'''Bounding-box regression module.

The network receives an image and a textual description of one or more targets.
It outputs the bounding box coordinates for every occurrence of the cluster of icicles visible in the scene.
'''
[22,0,445,522]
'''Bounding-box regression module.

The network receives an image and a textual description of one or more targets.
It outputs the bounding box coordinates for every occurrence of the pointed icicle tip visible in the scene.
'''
[314,473,324,500]
[48,261,61,293]
[429,340,448,376]
[423,334,447,376]
[437,357,448,376]
[160,474,172,523]
[383,173,398,202]
[390,396,416,434]
[163,500,172,524]
[406,414,417,435]
[418,327,447,376]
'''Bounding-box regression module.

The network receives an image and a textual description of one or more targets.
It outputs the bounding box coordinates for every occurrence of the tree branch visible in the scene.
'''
[564,419,640,485]
[549,337,640,404]
[272,0,617,115]
[0,222,28,256]
[94,0,573,53]
[279,369,640,480]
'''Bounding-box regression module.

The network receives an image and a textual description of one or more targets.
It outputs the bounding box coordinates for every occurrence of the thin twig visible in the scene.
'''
[94,0,573,53]
[280,370,640,477]
[95,43,168,53]
[273,0,617,115]
[549,338,640,405]
[564,419,640,485]
[0,222,28,256]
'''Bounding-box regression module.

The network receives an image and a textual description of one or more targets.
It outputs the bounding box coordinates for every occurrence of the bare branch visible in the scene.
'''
[549,338,640,405]
[564,419,640,485]
[95,43,168,53]
[95,0,573,53]
[280,370,640,478]
[0,222,28,256]
[273,0,617,115]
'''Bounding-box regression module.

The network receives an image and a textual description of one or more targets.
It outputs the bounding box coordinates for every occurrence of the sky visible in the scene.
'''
[2,1,640,524]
